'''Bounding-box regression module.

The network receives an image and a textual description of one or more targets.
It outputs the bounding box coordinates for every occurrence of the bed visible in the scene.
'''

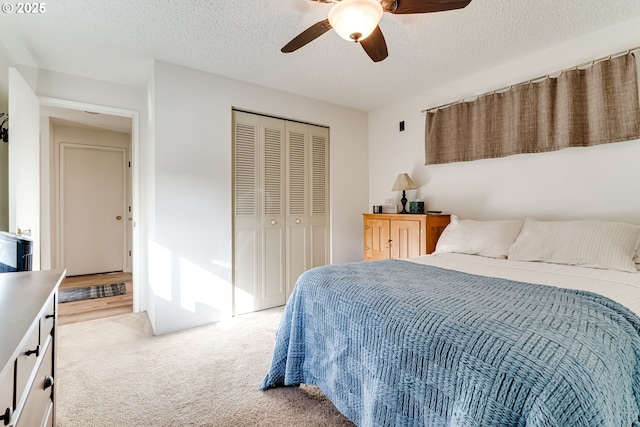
[261,217,640,426]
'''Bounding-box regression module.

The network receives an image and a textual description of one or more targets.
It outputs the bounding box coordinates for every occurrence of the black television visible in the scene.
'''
[0,231,33,272]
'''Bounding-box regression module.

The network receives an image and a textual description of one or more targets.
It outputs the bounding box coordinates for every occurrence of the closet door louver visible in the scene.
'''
[234,122,256,216]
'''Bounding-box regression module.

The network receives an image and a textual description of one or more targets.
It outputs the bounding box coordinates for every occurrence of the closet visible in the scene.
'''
[232,111,329,314]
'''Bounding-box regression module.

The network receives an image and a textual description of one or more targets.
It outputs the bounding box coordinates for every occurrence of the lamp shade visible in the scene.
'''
[391,173,417,191]
[328,0,383,42]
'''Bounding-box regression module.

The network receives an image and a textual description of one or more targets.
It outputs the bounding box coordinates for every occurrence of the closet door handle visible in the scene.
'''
[270,219,277,225]
[295,218,301,224]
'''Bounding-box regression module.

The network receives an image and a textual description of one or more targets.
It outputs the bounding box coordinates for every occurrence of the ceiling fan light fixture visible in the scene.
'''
[328,0,383,42]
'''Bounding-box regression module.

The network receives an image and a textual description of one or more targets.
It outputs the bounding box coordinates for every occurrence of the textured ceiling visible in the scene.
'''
[1,0,640,112]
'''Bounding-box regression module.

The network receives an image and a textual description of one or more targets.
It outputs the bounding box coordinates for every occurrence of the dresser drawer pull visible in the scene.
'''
[0,407,12,426]
[25,345,40,357]
[44,375,54,390]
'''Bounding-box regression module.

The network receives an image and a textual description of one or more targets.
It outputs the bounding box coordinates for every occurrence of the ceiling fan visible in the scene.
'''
[281,0,473,62]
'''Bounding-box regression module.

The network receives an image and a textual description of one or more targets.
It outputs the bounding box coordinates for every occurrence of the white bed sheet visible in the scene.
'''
[408,252,640,316]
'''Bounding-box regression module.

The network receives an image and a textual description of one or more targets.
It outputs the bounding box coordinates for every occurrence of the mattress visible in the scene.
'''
[409,252,640,316]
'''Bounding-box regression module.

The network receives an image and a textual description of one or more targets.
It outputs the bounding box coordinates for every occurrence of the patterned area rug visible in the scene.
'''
[59,282,127,303]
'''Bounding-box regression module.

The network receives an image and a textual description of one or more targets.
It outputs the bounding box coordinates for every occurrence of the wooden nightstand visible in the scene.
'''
[363,213,450,261]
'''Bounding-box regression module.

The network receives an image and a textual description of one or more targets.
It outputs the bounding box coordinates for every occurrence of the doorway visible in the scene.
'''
[40,97,141,314]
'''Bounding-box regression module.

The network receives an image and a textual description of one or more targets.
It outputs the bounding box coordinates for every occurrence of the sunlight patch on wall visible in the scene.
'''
[180,257,232,317]
[148,239,171,301]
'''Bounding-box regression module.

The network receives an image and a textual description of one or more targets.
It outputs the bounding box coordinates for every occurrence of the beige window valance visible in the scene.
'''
[424,52,640,165]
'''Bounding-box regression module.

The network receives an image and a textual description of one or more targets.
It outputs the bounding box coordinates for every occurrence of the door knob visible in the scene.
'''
[116,216,122,220]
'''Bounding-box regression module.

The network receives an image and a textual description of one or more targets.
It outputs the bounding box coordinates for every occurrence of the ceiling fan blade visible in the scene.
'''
[281,19,333,53]
[360,26,388,62]
[392,0,472,14]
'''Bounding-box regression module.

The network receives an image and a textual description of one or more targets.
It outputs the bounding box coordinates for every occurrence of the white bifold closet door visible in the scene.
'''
[233,111,329,314]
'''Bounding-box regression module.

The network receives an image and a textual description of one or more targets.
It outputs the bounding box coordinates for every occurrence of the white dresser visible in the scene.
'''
[0,269,65,427]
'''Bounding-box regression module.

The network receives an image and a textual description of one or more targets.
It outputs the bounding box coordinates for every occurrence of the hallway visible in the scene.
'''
[58,272,133,325]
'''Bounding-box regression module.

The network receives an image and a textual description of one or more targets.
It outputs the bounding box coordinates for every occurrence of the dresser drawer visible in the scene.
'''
[1,270,64,427]
[15,342,53,427]
[0,365,14,426]
[15,323,40,412]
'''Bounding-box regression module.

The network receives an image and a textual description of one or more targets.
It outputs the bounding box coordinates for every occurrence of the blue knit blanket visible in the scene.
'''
[261,259,640,427]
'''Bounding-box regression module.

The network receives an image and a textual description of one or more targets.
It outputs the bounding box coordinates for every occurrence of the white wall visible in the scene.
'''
[149,61,368,334]
[2,62,368,335]
[8,68,41,267]
[368,17,640,225]
[0,48,10,231]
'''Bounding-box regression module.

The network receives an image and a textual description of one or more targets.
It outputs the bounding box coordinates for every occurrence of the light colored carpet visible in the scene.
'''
[56,307,355,427]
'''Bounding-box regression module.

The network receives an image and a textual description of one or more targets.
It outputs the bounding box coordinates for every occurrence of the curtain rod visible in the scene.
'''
[421,46,640,113]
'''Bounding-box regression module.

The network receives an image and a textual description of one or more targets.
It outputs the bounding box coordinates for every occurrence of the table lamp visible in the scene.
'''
[391,173,417,214]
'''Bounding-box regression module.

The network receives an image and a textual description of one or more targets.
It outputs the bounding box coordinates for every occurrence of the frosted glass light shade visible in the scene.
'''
[328,0,383,42]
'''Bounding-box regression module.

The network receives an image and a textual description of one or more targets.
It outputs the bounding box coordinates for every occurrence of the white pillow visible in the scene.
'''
[435,215,523,259]
[508,219,640,273]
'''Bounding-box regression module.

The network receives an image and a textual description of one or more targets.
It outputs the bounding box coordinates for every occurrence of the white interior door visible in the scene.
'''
[8,68,41,269]
[61,143,126,276]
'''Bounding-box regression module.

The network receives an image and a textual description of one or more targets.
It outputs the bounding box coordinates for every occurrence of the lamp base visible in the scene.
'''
[400,191,408,214]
